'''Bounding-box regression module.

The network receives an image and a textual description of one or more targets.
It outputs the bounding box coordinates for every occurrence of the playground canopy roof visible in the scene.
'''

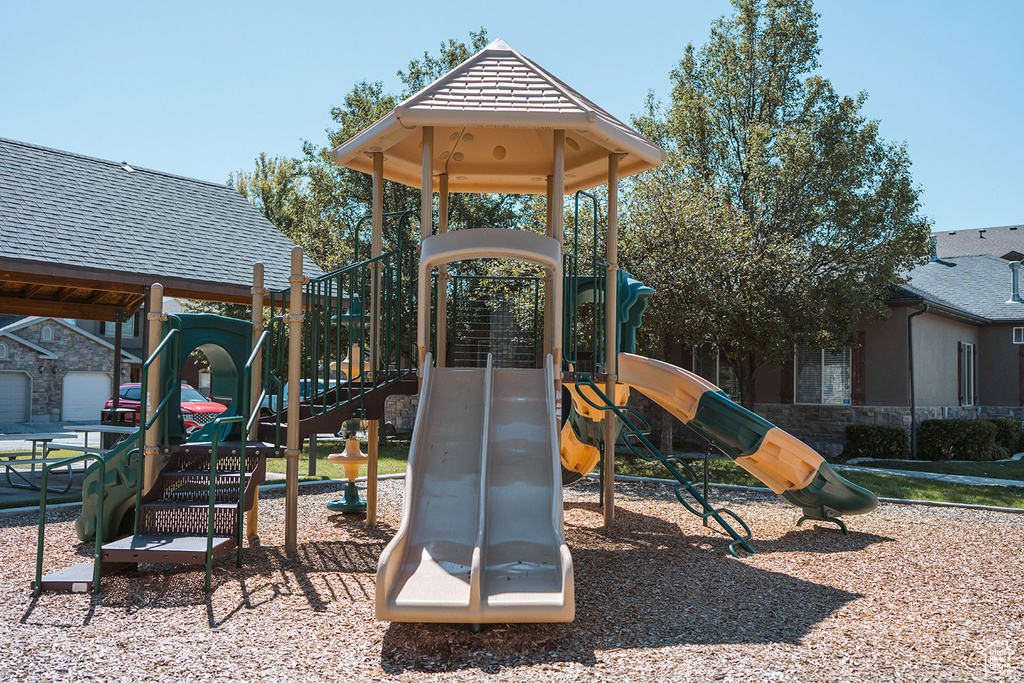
[0,137,323,321]
[331,39,667,195]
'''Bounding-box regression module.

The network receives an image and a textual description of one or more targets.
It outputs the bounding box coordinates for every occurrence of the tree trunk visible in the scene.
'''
[658,334,673,454]
[737,352,758,410]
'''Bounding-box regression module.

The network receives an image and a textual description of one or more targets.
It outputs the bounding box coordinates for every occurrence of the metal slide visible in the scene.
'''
[616,353,878,525]
[376,354,573,623]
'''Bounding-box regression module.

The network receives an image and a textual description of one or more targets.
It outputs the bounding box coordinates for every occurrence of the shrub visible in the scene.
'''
[917,419,1002,461]
[841,424,909,462]
[980,418,1024,456]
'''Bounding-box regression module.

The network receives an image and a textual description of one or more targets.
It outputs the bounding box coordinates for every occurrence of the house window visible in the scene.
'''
[692,343,740,401]
[102,314,136,338]
[959,342,976,406]
[795,345,851,405]
[0,342,7,360]
[40,325,54,342]
[1014,327,1024,344]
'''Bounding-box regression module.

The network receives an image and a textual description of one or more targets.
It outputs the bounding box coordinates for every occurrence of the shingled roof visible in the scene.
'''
[0,137,322,320]
[893,254,1024,323]
[933,224,1024,260]
[331,39,666,194]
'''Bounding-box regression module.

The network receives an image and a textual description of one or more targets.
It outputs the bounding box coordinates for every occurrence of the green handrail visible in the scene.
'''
[264,244,417,447]
[204,414,245,592]
[35,451,116,596]
[573,376,755,557]
[134,325,182,534]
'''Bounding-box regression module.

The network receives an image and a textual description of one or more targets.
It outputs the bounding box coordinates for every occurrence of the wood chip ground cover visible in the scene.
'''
[1,479,1021,682]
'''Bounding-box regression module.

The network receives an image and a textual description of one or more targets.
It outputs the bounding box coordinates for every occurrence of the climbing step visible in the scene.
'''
[102,533,237,565]
[33,561,133,593]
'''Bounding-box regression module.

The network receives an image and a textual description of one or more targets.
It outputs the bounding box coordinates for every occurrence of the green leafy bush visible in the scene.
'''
[918,419,1003,461]
[841,424,909,461]
[980,418,1024,456]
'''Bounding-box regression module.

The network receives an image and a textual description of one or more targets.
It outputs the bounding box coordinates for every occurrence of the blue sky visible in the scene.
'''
[3,0,1021,233]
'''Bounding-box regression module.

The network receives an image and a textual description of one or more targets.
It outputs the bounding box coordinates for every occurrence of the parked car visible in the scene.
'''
[105,383,227,432]
[261,379,338,412]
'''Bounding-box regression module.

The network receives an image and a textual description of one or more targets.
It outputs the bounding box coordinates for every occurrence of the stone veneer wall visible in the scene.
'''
[0,321,134,422]
[755,403,1024,459]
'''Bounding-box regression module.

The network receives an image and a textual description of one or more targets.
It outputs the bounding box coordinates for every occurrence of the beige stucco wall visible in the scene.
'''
[864,307,909,406]
[978,325,1021,406]
[911,312,977,406]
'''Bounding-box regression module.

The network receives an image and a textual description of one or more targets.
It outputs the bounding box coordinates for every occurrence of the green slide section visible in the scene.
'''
[75,432,164,541]
[76,313,254,541]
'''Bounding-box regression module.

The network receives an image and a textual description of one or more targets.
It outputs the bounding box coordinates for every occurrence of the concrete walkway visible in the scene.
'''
[836,458,1024,488]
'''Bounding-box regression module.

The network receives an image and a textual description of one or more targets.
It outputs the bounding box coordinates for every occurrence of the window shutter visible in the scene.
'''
[852,331,866,405]
[780,355,794,404]
[957,341,963,405]
[974,344,979,406]
[1019,346,1024,406]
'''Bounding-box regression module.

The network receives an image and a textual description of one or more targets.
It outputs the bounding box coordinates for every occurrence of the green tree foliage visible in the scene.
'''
[623,0,931,406]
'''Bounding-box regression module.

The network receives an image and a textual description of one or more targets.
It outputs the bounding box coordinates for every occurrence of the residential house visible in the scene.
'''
[0,137,324,423]
[0,317,141,422]
[675,251,1024,458]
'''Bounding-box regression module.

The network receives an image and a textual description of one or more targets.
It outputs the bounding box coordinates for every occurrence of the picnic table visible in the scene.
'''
[0,432,80,493]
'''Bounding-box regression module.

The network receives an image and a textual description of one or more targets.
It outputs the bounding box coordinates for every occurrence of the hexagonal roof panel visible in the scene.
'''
[331,39,666,194]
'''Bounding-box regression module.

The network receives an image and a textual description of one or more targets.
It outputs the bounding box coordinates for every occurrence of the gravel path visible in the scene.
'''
[2,479,1021,682]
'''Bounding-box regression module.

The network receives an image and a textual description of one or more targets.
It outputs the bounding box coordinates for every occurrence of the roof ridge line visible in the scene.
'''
[0,136,235,193]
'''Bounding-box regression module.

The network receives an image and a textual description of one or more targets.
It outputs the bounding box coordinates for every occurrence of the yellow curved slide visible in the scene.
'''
[614,353,878,517]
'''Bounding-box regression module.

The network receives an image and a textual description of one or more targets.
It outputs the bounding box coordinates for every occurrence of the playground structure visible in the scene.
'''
[34,39,877,623]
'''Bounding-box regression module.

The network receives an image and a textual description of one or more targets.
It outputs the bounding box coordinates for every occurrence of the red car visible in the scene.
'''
[105,383,227,432]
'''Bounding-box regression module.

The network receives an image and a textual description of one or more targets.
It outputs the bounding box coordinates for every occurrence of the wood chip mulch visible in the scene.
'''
[1,478,1021,682]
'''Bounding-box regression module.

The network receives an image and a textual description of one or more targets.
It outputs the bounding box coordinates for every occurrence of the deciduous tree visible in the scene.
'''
[623,0,931,406]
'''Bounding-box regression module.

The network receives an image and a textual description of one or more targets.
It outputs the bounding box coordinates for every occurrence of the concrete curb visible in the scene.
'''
[584,472,1024,515]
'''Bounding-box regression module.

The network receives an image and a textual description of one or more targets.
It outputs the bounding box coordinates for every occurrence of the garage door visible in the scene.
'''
[0,371,31,422]
[62,372,112,422]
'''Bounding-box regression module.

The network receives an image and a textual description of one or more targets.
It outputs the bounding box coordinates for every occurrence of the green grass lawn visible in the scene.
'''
[262,438,411,481]
[614,451,1024,509]
[6,443,1023,510]
[857,458,1024,482]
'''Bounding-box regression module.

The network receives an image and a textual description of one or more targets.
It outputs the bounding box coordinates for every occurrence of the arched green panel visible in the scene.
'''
[160,314,253,441]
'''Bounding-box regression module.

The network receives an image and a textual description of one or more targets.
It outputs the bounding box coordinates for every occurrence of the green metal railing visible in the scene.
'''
[563,190,609,375]
[265,243,418,440]
[204,414,246,592]
[34,451,116,596]
[447,274,543,368]
[133,323,183,534]
[573,377,755,557]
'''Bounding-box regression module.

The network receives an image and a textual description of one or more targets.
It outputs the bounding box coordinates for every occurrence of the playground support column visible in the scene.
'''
[144,284,164,492]
[368,151,384,528]
[603,154,619,529]
[248,263,267,537]
[437,173,449,368]
[551,132,565,382]
[285,248,305,553]
[544,175,554,363]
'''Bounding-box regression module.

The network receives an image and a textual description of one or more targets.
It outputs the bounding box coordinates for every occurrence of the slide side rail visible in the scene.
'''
[574,377,755,557]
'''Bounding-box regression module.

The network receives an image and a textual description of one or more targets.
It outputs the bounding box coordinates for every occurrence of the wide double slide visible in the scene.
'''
[616,353,878,518]
[376,353,574,623]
